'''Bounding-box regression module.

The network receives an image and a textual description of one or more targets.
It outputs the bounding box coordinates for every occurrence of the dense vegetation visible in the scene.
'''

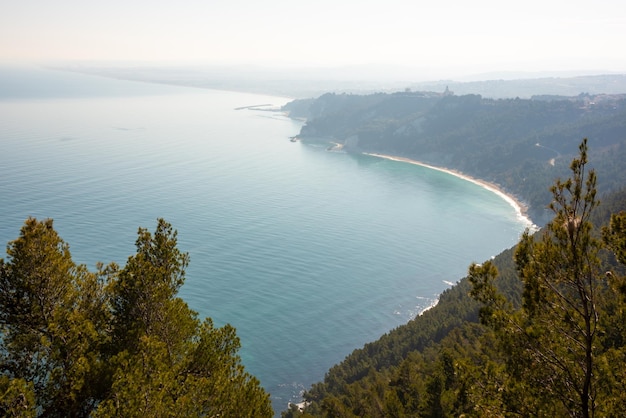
[282,141,626,417]
[284,92,626,224]
[0,219,273,417]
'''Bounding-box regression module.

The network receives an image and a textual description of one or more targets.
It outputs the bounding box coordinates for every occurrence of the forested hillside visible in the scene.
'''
[283,142,626,417]
[284,92,626,224]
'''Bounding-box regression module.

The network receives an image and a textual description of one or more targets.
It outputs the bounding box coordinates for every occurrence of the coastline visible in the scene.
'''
[364,153,538,231]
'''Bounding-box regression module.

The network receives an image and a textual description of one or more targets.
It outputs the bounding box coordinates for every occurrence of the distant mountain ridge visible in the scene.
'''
[405,74,626,99]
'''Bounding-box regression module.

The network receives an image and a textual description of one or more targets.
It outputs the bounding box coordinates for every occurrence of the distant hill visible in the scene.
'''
[284,91,626,224]
[405,74,626,99]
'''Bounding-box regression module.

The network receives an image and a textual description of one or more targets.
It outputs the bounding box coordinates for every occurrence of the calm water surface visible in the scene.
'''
[0,67,529,413]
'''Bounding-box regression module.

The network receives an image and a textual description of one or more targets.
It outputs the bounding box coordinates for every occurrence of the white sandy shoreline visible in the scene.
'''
[364,153,538,231]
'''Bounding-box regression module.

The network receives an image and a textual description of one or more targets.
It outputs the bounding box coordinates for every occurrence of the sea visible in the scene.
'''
[0,66,531,414]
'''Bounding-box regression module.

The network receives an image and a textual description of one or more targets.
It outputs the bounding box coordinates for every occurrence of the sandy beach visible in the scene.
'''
[364,153,538,231]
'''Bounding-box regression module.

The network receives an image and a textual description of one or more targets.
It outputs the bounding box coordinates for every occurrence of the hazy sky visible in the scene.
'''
[1,0,625,77]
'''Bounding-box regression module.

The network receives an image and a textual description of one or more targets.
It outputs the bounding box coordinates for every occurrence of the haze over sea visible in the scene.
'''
[0,67,531,412]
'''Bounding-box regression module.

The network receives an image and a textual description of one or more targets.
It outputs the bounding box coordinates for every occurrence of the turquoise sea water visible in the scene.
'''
[0,67,530,413]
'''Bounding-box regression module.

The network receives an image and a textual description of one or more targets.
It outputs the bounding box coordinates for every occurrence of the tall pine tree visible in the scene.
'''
[470,139,626,417]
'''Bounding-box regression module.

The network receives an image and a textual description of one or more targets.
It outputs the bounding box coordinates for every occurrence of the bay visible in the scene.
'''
[0,68,529,413]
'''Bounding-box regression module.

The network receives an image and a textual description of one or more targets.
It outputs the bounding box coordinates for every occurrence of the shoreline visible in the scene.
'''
[364,153,538,231]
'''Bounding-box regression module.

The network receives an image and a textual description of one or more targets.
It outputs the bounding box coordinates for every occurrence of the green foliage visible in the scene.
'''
[604,211,626,266]
[111,219,196,357]
[0,218,272,417]
[469,139,626,417]
[468,261,509,328]
[0,218,108,416]
[0,376,36,417]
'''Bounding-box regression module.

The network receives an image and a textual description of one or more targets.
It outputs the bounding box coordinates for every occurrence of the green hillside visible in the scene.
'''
[281,107,626,416]
[284,92,626,224]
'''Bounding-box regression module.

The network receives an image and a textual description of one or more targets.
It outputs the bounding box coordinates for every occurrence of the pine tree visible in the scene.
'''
[0,218,109,416]
[469,139,619,417]
[0,218,273,417]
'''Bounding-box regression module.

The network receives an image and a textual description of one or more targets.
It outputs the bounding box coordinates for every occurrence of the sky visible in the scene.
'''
[1,0,625,79]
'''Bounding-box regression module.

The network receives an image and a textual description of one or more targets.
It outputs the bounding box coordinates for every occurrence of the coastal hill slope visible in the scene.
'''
[284,91,626,224]
[282,147,626,417]
[281,90,626,416]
